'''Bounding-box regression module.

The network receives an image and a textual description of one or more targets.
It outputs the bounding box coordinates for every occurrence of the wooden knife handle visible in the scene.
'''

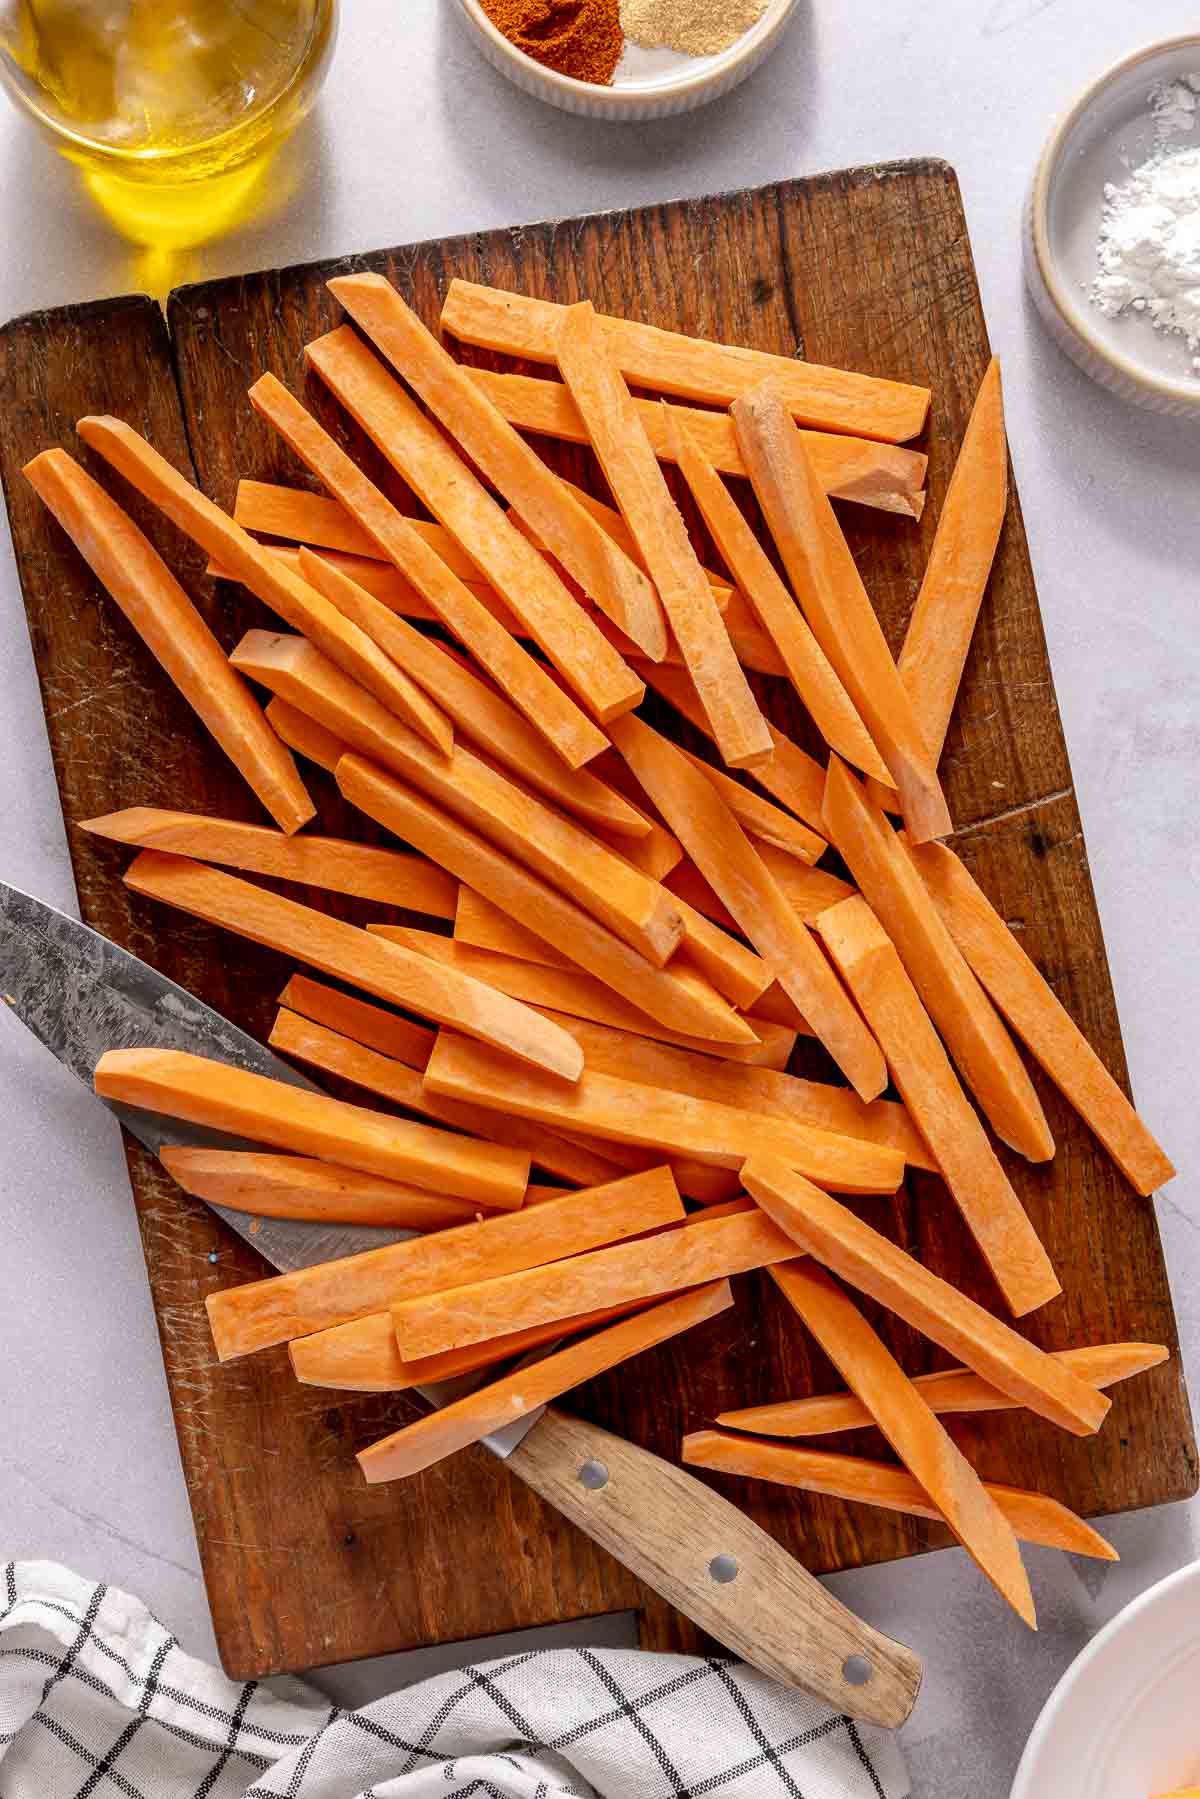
[506,1407,922,1728]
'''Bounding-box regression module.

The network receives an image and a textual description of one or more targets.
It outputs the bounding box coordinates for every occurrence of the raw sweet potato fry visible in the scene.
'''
[278,975,436,1069]
[892,358,1007,768]
[231,631,682,966]
[555,303,772,769]
[265,695,348,773]
[422,1032,904,1192]
[290,1292,660,1391]
[24,450,315,836]
[463,368,929,515]
[203,1164,685,1359]
[232,536,524,634]
[608,715,886,1101]
[340,755,756,1046]
[392,1203,798,1358]
[549,475,733,607]
[716,1342,1170,1437]
[122,849,584,1082]
[329,273,669,660]
[731,387,951,842]
[667,412,892,784]
[741,1155,1111,1436]
[304,327,645,725]
[549,1013,935,1171]
[234,480,494,585]
[440,281,931,442]
[548,1131,743,1207]
[96,1048,529,1212]
[767,1260,1034,1624]
[360,1280,733,1483]
[375,924,793,1066]
[160,1147,480,1229]
[81,807,457,918]
[812,896,1060,1317]
[270,1007,623,1191]
[907,838,1175,1196]
[680,1434,1117,1561]
[243,376,606,772]
[822,758,1054,1163]
[297,548,647,839]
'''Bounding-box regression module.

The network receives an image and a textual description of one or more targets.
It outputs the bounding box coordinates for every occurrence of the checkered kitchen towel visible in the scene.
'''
[0,1563,909,1798]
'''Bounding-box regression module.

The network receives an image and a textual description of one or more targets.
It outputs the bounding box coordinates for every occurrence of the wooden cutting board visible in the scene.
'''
[0,161,1193,1682]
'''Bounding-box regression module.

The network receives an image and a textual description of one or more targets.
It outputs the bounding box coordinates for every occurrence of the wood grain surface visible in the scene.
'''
[0,161,1192,1681]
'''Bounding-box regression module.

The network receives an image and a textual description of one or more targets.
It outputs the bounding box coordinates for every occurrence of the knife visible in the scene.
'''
[0,878,922,1727]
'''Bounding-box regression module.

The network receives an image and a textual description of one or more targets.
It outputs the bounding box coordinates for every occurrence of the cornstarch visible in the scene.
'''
[619,0,767,58]
[1090,74,1200,373]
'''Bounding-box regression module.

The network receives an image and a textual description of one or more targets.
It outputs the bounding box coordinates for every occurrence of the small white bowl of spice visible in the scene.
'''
[454,0,798,120]
[1026,34,1200,415]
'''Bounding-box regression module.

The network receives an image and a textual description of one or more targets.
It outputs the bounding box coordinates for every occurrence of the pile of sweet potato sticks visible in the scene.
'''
[23,273,1176,1631]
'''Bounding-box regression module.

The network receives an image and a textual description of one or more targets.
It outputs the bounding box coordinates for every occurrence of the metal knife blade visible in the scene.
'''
[0,878,543,1451]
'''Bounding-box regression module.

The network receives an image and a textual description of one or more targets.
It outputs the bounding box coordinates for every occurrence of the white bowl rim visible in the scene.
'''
[1011,1556,1200,1798]
[455,0,795,102]
[1030,31,1200,405]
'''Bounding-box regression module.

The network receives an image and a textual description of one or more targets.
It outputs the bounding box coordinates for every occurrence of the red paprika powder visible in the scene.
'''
[477,0,624,86]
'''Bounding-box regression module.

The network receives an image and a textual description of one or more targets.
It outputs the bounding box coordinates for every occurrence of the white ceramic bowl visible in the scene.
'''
[453,0,798,120]
[1012,1559,1200,1799]
[1025,35,1200,416]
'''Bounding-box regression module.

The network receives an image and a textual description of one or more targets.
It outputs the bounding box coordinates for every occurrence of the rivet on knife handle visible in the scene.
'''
[506,1407,922,1728]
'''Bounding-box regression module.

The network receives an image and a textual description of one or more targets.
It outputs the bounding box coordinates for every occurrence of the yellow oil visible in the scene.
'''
[0,0,336,246]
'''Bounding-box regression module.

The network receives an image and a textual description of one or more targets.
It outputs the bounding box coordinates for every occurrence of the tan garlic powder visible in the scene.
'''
[618,0,769,57]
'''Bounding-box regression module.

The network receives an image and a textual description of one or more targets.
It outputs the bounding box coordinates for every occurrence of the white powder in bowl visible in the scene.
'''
[1089,75,1200,373]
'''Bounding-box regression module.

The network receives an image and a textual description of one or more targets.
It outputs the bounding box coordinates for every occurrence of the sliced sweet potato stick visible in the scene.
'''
[238,538,525,636]
[755,844,855,920]
[393,1203,798,1357]
[608,714,886,1101]
[361,1280,732,1482]
[328,273,669,660]
[769,1260,1034,1623]
[265,695,348,773]
[270,1007,624,1191]
[554,302,772,769]
[422,1032,904,1193]
[894,358,1007,767]
[96,1047,529,1211]
[907,838,1175,1195]
[551,1014,934,1171]
[532,474,733,609]
[297,548,647,839]
[822,758,1053,1162]
[81,807,457,918]
[203,1165,684,1359]
[717,1342,1170,1437]
[243,376,605,773]
[231,631,682,966]
[741,1154,1111,1436]
[677,746,825,865]
[464,368,929,516]
[278,974,436,1069]
[234,480,493,585]
[340,753,756,1046]
[680,1434,1117,1562]
[667,413,892,784]
[812,896,1060,1317]
[548,1133,743,1207]
[440,280,931,443]
[123,848,584,1082]
[373,925,794,1067]
[73,416,454,756]
[291,1293,658,1392]
[160,1147,480,1229]
[731,387,951,842]
[23,450,315,836]
[304,328,645,725]
[632,658,826,831]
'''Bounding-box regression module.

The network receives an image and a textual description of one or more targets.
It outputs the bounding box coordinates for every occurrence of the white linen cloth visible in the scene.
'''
[0,1561,909,1797]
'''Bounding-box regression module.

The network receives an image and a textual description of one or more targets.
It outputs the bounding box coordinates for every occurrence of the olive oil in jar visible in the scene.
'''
[0,0,337,245]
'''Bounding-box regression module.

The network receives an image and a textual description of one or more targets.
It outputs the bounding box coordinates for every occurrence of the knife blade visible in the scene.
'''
[0,877,921,1724]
